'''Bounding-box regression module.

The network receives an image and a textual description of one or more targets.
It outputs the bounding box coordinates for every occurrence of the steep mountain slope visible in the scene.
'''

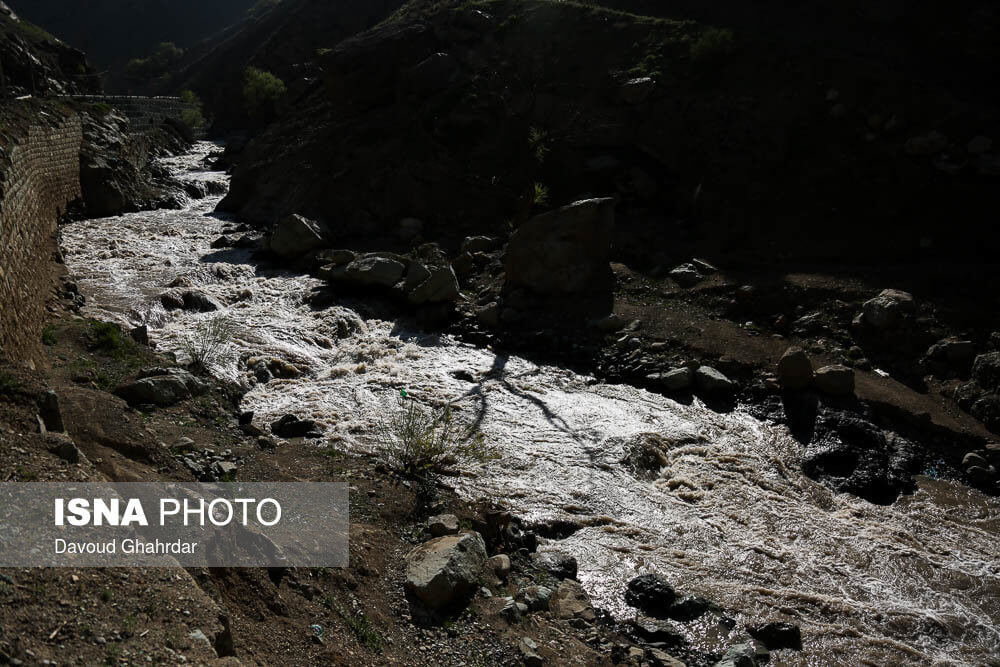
[13,0,257,70]
[165,0,406,131]
[0,4,98,96]
[217,0,1000,264]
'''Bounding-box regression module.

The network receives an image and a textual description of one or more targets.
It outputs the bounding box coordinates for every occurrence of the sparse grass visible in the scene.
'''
[100,588,113,603]
[325,597,383,652]
[528,126,549,163]
[533,182,550,207]
[42,324,58,346]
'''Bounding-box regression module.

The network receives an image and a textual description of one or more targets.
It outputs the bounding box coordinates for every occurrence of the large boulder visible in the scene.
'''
[860,289,915,329]
[114,368,209,407]
[404,532,487,610]
[503,198,614,312]
[270,214,329,260]
[340,256,406,288]
[407,266,460,304]
[624,573,676,615]
[777,346,814,389]
[530,550,578,579]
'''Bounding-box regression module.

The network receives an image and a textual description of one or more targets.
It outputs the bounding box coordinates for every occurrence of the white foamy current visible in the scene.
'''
[61,143,1000,665]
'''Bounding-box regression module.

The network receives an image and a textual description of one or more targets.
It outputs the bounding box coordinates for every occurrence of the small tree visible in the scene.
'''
[179,89,206,132]
[183,316,239,371]
[243,66,286,121]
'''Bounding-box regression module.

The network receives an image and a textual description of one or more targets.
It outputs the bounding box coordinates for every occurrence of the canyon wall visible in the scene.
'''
[0,110,83,364]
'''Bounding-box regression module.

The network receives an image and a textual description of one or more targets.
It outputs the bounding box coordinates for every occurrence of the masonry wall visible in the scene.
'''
[0,112,83,364]
[70,95,195,134]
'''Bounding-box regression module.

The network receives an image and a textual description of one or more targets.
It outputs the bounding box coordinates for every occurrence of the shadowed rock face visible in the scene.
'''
[503,198,615,317]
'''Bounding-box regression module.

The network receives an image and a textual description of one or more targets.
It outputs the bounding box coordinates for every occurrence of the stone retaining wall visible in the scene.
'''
[0,112,83,363]
[68,95,195,134]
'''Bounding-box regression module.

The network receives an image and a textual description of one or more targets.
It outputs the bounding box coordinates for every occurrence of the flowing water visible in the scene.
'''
[61,143,1000,665]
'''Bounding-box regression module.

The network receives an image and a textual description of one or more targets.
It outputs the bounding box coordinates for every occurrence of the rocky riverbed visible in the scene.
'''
[55,142,1000,665]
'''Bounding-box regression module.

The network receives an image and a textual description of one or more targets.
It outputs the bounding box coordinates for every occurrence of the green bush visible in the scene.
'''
[690,28,734,66]
[87,321,128,352]
[179,90,206,131]
[533,182,550,207]
[243,67,286,119]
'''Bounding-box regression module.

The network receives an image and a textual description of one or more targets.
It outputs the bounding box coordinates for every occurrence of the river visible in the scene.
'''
[60,142,1000,665]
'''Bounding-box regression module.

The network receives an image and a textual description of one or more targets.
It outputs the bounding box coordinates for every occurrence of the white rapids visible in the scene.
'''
[60,143,1000,665]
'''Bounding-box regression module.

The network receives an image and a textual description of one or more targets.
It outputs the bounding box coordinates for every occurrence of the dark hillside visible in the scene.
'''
[13,0,257,72]
[0,4,98,96]
[217,0,1000,265]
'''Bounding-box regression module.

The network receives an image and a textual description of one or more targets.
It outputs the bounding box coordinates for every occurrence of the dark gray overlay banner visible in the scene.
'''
[0,483,348,567]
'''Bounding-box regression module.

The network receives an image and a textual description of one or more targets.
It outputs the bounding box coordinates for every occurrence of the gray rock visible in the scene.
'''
[518,585,553,611]
[407,266,460,304]
[213,461,237,479]
[972,352,1000,392]
[404,532,487,610]
[670,264,703,287]
[620,76,655,104]
[114,369,209,407]
[661,367,693,391]
[861,289,915,329]
[647,648,685,667]
[501,597,527,623]
[314,249,356,267]
[713,644,756,667]
[550,579,594,621]
[402,261,432,293]
[966,465,995,485]
[984,443,1000,467]
[270,214,329,260]
[341,256,406,288]
[530,550,577,579]
[45,433,81,464]
[428,513,459,537]
[691,257,718,274]
[694,366,735,394]
[504,198,614,308]
[777,346,814,389]
[519,636,543,666]
[460,236,496,254]
[625,573,676,615]
[181,291,222,313]
[270,414,322,438]
[488,554,511,580]
[814,365,855,396]
[747,621,802,650]
[159,289,186,310]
